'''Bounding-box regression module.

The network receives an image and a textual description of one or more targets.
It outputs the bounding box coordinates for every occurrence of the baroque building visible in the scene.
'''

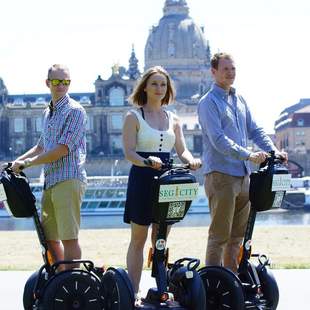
[0,0,211,172]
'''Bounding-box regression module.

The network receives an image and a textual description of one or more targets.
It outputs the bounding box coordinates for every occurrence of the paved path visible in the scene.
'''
[0,269,309,309]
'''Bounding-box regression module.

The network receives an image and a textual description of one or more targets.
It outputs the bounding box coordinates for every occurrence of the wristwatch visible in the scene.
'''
[23,158,32,168]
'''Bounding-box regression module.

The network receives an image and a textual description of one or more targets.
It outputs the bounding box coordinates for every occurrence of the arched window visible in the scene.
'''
[109,87,124,106]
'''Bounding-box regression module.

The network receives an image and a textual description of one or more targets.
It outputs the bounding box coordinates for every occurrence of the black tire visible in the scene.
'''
[101,268,135,310]
[199,266,245,310]
[23,270,48,310]
[169,267,206,310]
[39,269,103,310]
[256,266,279,309]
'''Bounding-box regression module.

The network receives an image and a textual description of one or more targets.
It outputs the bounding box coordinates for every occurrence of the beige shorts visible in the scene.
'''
[41,179,86,241]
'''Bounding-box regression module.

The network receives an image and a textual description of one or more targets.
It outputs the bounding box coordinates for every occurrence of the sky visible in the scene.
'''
[1,0,310,133]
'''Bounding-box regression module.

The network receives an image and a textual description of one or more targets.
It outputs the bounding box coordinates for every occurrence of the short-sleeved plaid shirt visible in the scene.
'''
[38,94,87,189]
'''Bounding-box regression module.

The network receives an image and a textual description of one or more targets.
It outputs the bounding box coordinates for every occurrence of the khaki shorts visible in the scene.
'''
[41,179,86,241]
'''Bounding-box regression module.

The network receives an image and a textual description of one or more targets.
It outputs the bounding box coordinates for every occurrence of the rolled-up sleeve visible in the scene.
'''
[198,97,250,160]
[58,108,86,152]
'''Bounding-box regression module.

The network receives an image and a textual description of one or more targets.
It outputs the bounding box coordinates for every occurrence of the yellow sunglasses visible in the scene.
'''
[49,79,71,86]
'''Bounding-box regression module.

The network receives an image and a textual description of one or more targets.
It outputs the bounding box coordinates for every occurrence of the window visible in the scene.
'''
[35,117,42,132]
[185,135,193,151]
[111,114,123,130]
[297,119,304,127]
[14,118,24,132]
[86,115,92,131]
[111,135,123,154]
[109,87,124,106]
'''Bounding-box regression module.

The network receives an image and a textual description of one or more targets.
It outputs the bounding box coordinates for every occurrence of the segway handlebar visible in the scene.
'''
[143,159,201,170]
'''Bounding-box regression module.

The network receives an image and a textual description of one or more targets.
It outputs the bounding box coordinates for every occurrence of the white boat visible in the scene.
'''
[0,176,209,217]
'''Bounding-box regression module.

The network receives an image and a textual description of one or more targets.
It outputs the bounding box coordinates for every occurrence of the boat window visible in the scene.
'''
[109,201,120,208]
[88,202,99,209]
[99,201,109,208]
[85,189,96,198]
[95,189,105,198]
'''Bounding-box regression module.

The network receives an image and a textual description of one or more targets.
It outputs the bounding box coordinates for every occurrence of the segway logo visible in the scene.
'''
[271,174,291,191]
[158,183,199,202]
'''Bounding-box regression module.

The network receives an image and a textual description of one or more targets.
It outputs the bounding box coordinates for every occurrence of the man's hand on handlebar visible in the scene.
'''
[10,160,26,173]
[187,158,202,170]
[248,151,269,165]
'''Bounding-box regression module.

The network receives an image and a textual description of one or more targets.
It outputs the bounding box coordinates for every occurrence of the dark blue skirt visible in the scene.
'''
[123,152,170,226]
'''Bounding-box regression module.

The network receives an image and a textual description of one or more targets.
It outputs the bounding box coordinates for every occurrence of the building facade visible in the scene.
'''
[0,0,210,165]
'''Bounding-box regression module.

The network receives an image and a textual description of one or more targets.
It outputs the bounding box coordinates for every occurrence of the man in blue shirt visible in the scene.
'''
[198,53,287,272]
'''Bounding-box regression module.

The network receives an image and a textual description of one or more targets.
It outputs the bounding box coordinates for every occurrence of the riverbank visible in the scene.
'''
[1,226,309,270]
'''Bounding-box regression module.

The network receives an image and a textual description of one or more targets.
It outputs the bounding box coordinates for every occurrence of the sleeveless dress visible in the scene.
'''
[123,108,176,225]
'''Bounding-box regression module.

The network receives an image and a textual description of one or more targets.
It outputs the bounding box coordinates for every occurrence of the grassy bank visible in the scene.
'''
[1,226,309,270]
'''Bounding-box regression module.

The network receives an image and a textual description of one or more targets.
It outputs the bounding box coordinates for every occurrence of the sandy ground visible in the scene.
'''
[1,226,309,270]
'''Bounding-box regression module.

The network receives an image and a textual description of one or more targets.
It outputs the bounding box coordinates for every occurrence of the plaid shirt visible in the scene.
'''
[38,94,87,189]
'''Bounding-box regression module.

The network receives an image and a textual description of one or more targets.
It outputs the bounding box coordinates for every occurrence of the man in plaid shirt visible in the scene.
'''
[12,64,87,270]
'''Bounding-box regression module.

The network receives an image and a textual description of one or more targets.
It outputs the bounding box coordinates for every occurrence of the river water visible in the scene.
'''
[0,209,309,231]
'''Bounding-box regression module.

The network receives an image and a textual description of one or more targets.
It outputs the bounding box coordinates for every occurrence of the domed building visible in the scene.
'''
[145,0,212,101]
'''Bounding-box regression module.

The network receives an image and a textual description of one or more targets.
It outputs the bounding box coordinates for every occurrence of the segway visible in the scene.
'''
[101,160,206,309]
[0,164,105,310]
[199,151,291,309]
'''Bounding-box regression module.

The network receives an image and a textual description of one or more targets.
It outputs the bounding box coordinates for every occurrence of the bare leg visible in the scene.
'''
[47,240,65,271]
[62,239,82,269]
[126,222,149,294]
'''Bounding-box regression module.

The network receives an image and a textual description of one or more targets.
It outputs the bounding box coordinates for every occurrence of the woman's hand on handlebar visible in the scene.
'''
[275,151,288,163]
[187,158,202,170]
[144,156,163,170]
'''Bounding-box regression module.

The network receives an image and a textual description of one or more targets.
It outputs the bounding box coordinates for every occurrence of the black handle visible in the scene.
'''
[144,159,194,170]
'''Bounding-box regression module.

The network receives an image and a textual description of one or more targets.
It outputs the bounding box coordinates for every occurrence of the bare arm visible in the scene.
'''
[16,145,44,161]
[122,112,147,167]
[11,144,68,172]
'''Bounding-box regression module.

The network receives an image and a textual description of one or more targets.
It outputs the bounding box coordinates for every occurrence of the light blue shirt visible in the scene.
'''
[198,83,277,176]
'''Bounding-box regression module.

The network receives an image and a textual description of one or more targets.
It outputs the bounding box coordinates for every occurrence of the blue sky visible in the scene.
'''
[1,0,309,132]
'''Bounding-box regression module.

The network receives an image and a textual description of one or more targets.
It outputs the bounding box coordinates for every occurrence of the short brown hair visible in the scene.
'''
[47,64,70,79]
[129,66,175,106]
[211,53,234,69]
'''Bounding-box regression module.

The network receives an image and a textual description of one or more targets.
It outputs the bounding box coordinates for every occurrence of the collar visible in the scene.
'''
[49,94,69,113]
[211,83,236,99]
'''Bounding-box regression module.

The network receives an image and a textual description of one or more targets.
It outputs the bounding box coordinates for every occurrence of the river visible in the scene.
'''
[0,209,309,231]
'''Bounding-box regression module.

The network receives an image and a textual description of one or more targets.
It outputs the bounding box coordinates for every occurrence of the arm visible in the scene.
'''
[15,144,44,161]
[122,112,148,167]
[174,115,201,170]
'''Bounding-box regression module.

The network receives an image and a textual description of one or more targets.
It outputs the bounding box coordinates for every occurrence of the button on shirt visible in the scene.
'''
[38,95,87,189]
[198,83,276,176]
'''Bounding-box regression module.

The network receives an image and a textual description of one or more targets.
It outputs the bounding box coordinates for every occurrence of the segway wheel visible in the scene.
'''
[101,267,135,310]
[199,266,244,310]
[256,266,279,309]
[23,270,48,310]
[40,269,103,310]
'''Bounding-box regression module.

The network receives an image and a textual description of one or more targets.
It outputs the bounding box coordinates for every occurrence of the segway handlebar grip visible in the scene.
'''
[143,159,199,170]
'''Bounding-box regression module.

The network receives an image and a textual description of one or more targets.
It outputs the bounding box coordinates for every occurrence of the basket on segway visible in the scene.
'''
[101,160,206,309]
[198,151,291,310]
[0,164,105,310]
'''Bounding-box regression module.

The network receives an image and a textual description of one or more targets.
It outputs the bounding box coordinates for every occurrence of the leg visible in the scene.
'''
[127,222,149,294]
[52,180,85,269]
[224,176,250,272]
[62,239,82,269]
[204,172,238,267]
[46,240,64,270]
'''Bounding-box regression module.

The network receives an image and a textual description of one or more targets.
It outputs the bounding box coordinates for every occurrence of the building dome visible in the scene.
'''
[144,0,212,99]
